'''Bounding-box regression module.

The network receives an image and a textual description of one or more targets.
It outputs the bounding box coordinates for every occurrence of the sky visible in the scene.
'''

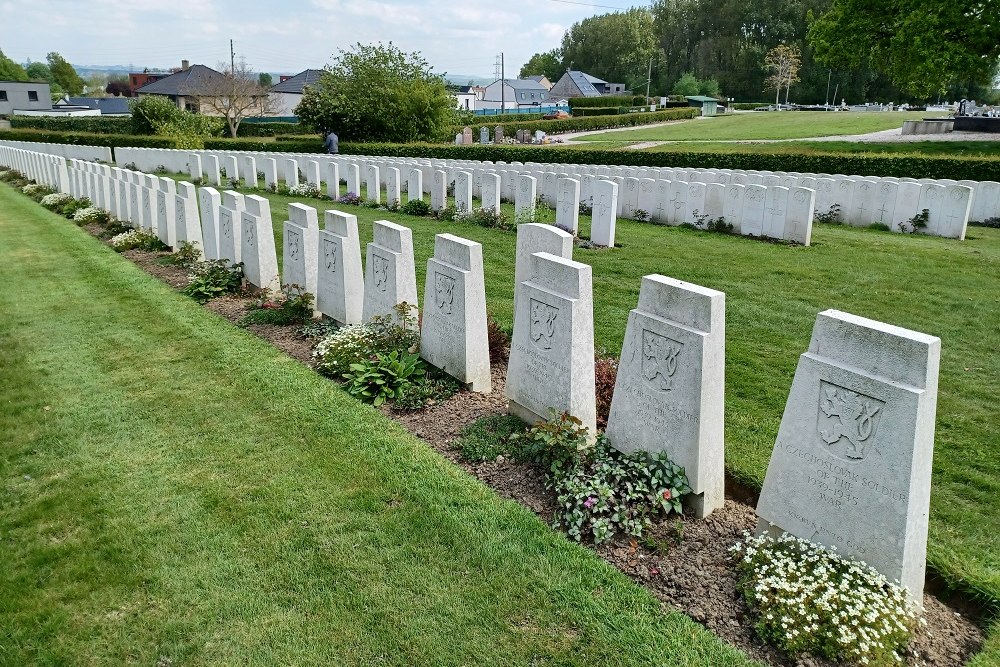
[0,0,642,78]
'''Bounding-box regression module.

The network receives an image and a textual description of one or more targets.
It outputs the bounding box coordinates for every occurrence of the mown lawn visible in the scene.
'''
[640,140,1000,158]
[0,184,761,665]
[576,111,944,143]
[234,183,1000,663]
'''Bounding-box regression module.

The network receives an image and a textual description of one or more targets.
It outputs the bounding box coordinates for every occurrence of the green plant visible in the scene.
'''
[181,259,244,303]
[400,198,431,216]
[296,319,339,341]
[868,222,891,231]
[289,182,321,198]
[435,204,458,221]
[692,211,735,234]
[972,216,1000,228]
[633,209,651,223]
[240,286,315,326]
[393,369,461,411]
[552,439,690,544]
[313,305,420,378]
[456,206,513,231]
[108,229,168,252]
[512,410,594,477]
[342,350,425,406]
[40,192,72,210]
[72,206,110,225]
[899,208,929,233]
[158,241,202,267]
[457,414,526,462]
[814,203,843,225]
[732,532,921,666]
[594,352,618,431]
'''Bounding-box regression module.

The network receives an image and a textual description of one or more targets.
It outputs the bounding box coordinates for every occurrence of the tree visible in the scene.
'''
[764,44,801,105]
[0,49,28,81]
[85,73,108,97]
[809,0,1000,98]
[671,72,701,96]
[560,8,662,92]
[258,72,273,87]
[295,42,458,143]
[129,96,223,148]
[519,49,563,81]
[46,52,85,96]
[25,62,52,83]
[105,75,130,97]
[197,59,278,138]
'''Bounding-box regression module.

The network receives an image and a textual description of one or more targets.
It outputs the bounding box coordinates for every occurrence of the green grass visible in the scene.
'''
[0,184,761,665]
[233,183,1000,638]
[640,140,1000,158]
[577,111,944,143]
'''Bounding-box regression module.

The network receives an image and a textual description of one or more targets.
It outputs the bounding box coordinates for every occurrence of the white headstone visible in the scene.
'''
[756,309,940,601]
[407,168,423,203]
[514,223,574,322]
[283,203,319,297]
[218,190,245,265]
[206,155,222,186]
[263,158,278,190]
[317,210,364,326]
[326,161,340,199]
[241,195,281,292]
[362,220,419,326]
[515,174,537,222]
[305,160,321,188]
[742,184,767,236]
[346,163,361,197]
[420,233,492,392]
[555,177,580,235]
[365,165,380,203]
[763,186,789,239]
[188,153,203,182]
[385,167,401,208]
[283,159,299,188]
[605,275,726,517]
[198,187,222,260]
[507,251,596,434]
[591,179,619,247]
[455,171,473,213]
[174,182,204,251]
[785,187,815,245]
[431,170,447,211]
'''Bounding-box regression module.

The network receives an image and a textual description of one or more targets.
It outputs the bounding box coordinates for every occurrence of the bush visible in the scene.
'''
[732,532,921,666]
[109,229,168,252]
[455,206,513,231]
[157,240,202,267]
[458,415,526,462]
[240,287,315,326]
[512,411,594,477]
[594,353,618,430]
[452,108,698,139]
[72,206,110,225]
[40,192,73,209]
[181,259,244,302]
[399,198,431,216]
[342,350,424,407]
[236,122,314,137]
[392,368,461,411]
[313,304,420,378]
[0,129,180,149]
[973,216,1000,228]
[486,313,510,364]
[569,95,647,109]
[11,115,132,134]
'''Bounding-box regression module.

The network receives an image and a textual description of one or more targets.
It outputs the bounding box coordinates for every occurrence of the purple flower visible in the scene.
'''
[583,497,596,509]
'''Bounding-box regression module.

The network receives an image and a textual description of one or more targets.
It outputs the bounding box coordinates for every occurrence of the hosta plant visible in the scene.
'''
[732,532,922,666]
[342,350,424,406]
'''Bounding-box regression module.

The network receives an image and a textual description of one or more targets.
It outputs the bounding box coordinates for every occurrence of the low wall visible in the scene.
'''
[953,117,1000,133]
[901,120,954,136]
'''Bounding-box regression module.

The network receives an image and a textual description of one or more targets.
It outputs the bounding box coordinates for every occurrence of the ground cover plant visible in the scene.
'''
[0,183,762,667]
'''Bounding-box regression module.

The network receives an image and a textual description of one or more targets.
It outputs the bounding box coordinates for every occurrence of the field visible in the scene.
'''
[576,111,946,143]
[640,140,1000,157]
[0,184,759,666]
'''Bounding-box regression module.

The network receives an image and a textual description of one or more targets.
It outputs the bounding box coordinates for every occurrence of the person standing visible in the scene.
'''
[324,130,339,155]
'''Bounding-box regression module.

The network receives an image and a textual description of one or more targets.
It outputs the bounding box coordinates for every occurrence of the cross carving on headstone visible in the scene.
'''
[876,204,889,222]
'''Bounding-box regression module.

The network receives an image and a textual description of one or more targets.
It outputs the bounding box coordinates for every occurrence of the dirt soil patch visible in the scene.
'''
[94,223,985,667]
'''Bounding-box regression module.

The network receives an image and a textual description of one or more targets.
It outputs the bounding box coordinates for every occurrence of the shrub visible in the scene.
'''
[10,115,132,135]
[393,368,461,411]
[40,192,73,209]
[973,216,1000,228]
[458,414,526,462]
[21,183,52,199]
[337,192,363,206]
[732,532,921,666]
[313,304,420,378]
[181,259,244,302]
[157,240,202,267]
[898,209,929,233]
[569,95,647,109]
[869,222,891,231]
[400,198,431,216]
[109,229,168,252]
[240,286,315,326]
[512,411,594,477]
[486,313,510,364]
[435,204,458,221]
[288,182,322,198]
[452,108,698,140]
[594,353,618,430]
[72,206,110,225]
[814,203,843,225]
[342,350,424,407]
[456,206,513,231]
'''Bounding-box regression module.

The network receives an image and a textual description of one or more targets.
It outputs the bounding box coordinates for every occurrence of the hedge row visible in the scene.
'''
[10,116,133,134]
[569,95,646,108]
[335,142,1000,181]
[233,122,315,137]
[0,129,180,148]
[465,112,545,123]
[453,108,698,138]
[203,138,325,152]
[572,107,650,117]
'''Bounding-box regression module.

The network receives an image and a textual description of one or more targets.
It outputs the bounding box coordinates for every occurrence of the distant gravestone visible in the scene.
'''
[155,184,176,248]
[198,187,221,260]
[317,210,364,326]
[174,182,204,252]
[241,156,258,188]
[241,195,281,292]
[365,164,381,203]
[756,309,940,601]
[225,156,239,184]
[420,233,492,392]
[283,202,319,297]
[455,133,463,145]
[346,163,361,196]
[262,158,279,190]
[506,251,596,433]
[362,220,419,327]
[515,174,537,222]
[606,274,725,517]
[431,170,448,211]
[480,127,490,144]
[462,126,473,145]
[494,126,504,143]
[326,161,340,199]
[455,171,473,213]
[785,187,815,245]
[480,172,501,215]
[742,184,767,236]
[218,190,245,265]
[762,186,789,239]
[305,160,321,187]
[555,177,580,235]
[283,158,299,188]
[385,167,401,208]
[188,153,203,181]
[407,168,423,203]
[206,155,222,186]
[591,179,618,247]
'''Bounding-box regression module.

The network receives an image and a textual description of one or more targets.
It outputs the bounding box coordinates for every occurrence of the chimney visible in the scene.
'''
[181,59,190,70]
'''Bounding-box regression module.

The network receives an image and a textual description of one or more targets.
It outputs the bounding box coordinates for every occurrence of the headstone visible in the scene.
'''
[667,180,687,225]
[326,161,340,199]
[723,183,745,233]
[872,181,898,227]
[188,153,203,181]
[686,182,707,225]
[515,174,537,222]
[174,182,204,251]
[305,160,321,188]
[591,179,618,247]
[455,132,463,145]
[420,233,492,392]
[605,275,725,517]
[225,156,239,185]
[283,158,299,188]
[455,171,473,213]
[506,252,596,433]
[970,181,1000,222]
[206,155,222,186]
[756,309,940,601]
[742,184,767,236]
[218,190,245,265]
[317,210,364,326]
[480,172,501,215]
[385,167,401,208]
[704,183,725,222]
[851,180,878,226]
[283,203,319,297]
[241,195,281,292]
[362,220,419,326]
[892,182,923,232]
[785,187,815,245]
[480,127,490,144]
[346,163,361,197]
[198,187,222,260]
[556,177,580,235]
[431,170,447,211]
[814,178,838,220]
[514,223,573,321]
[262,158,279,190]
[241,156,258,188]
[407,168,423,203]
[763,186,789,239]
[365,165,380,203]
[462,127,473,145]
[156,183,177,248]
[939,185,972,239]
[494,126,504,143]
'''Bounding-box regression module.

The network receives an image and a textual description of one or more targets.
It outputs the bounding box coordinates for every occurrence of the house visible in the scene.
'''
[55,96,132,116]
[0,80,52,116]
[127,71,168,97]
[479,79,553,111]
[136,63,231,114]
[686,95,720,117]
[526,75,553,91]
[549,70,627,99]
[453,85,484,112]
[269,69,325,117]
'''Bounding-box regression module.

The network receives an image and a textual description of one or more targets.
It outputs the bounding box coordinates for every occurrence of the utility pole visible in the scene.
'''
[825,69,832,108]
[501,52,505,111]
[648,59,655,99]
[230,39,235,73]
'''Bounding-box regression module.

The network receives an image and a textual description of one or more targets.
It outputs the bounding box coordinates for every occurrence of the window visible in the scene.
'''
[28,91,38,102]
[530,92,536,99]
[0,90,7,101]
[519,92,525,100]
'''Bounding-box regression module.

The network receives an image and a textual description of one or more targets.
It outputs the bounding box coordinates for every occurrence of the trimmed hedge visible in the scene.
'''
[569,95,646,108]
[234,122,315,137]
[10,115,133,134]
[335,142,1000,181]
[203,138,325,152]
[0,129,180,148]
[454,108,698,138]
[467,112,545,123]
